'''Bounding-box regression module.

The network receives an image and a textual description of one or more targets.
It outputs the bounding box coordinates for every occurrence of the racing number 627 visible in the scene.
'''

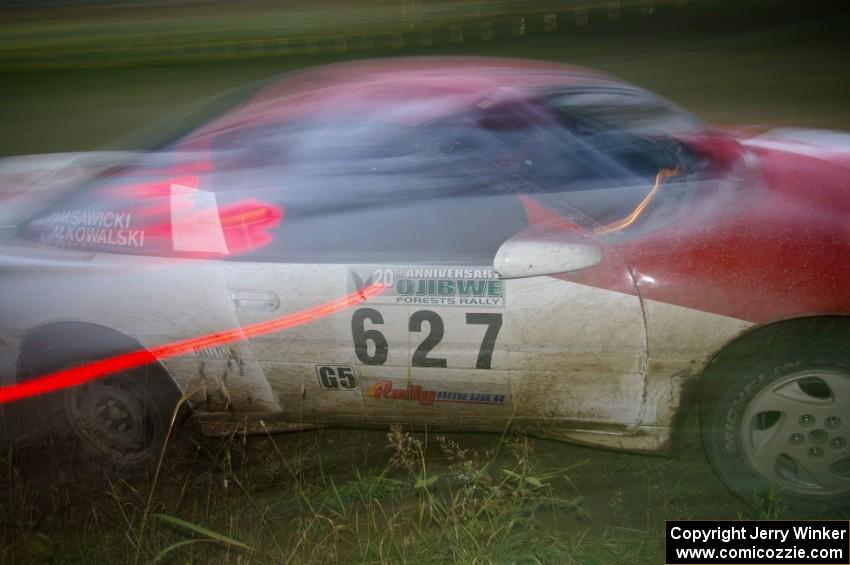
[351,308,502,369]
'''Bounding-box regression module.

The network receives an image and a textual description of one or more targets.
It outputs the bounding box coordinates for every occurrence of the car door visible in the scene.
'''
[222,187,531,428]
[214,113,649,433]
[221,177,647,434]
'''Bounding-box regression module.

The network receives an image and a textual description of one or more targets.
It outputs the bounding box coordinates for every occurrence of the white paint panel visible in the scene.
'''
[0,249,279,412]
[170,183,229,254]
[638,298,754,427]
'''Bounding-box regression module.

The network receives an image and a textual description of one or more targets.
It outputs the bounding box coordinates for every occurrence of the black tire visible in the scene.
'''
[16,323,185,475]
[700,321,850,515]
[51,366,182,475]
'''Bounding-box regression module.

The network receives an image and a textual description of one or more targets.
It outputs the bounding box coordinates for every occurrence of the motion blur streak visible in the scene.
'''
[594,167,679,235]
[0,282,386,404]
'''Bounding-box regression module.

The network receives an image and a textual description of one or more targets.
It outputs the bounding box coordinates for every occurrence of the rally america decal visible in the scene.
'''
[350,266,505,308]
[365,380,507,407]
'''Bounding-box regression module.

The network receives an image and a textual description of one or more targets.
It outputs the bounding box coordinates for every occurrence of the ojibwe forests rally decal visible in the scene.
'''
[350,266,505,307]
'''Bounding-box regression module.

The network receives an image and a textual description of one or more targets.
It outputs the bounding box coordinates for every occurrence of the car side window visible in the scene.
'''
[427,100,658,230]
[19,121,529,264]
[206,121,530,265]
[537,89,707,232]
[428,92,706,233]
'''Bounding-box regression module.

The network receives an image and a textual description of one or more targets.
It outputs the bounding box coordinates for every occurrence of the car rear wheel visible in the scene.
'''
[16,323,185,475]
[56,369,180,474]
[700,325,850,515]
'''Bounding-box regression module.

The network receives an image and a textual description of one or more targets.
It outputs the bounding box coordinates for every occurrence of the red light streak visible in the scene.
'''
[0,283,385,404]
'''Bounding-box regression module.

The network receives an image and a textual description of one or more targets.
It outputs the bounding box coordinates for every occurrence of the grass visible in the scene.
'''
[2,405,848,563]
[0,412,755,565]
[0,0,750,63]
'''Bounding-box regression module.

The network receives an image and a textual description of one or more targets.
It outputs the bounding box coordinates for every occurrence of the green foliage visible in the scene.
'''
[757,487,788,521]
[152,513,253,550]
[0,418,793,564]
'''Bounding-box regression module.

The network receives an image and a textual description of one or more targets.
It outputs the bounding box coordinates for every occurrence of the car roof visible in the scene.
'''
[190,57,621,138]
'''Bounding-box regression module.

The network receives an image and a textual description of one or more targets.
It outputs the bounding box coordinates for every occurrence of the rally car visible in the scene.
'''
[0,57,847,513]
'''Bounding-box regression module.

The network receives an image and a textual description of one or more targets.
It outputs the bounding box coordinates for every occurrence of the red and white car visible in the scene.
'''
[0,57,848,513]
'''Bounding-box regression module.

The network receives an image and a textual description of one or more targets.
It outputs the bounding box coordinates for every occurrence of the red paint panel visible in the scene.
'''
[620,152,850,322]
[517,146,850,323]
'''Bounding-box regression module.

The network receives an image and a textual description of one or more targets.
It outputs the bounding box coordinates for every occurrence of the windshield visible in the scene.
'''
[546,88,706,137]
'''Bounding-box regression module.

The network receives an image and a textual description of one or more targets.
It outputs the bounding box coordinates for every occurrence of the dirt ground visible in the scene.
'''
[3,411,747,563]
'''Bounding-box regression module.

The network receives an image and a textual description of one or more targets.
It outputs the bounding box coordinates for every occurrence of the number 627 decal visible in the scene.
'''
[351,309,502,369]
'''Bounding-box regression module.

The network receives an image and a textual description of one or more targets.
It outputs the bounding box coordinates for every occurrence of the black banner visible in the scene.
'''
[666,520,849,564]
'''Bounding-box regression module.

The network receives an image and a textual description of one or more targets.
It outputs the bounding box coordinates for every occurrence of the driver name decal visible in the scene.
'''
[350,266,505,307]
[42,209,145,248]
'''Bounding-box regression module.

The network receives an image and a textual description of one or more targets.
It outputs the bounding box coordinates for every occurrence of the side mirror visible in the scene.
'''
[494,226,602,279]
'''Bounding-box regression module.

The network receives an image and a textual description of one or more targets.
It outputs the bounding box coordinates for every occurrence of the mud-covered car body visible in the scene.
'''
[0,58,848,509]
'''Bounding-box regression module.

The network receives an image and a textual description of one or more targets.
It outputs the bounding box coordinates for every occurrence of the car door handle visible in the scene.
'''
[230,289,280,311]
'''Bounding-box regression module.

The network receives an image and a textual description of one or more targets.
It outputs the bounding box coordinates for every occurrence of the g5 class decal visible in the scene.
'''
[315,365,358,390]
[350,266,505,307]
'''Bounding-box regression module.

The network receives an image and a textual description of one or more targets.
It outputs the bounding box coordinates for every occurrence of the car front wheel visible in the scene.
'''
[700,325,850,514]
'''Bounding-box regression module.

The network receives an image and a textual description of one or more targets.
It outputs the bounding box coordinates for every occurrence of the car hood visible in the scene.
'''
[738,128,850,223]
[741,128,850,168]
[592,127,850,324]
